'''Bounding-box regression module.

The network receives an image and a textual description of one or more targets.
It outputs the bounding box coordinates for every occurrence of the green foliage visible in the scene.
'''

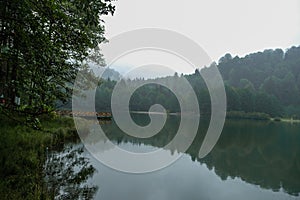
[99,45,295,119]
[0,0,115,118]
[0,115,96,199]
[284,105,300,119]
[63,45,300,119]
[219,46,300,114]
[226,111,270,120]
[273,117,281,121]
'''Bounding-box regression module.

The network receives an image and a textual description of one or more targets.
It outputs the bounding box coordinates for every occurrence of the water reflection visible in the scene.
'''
[201,120,300,196]
[44,142,98,199]
[106,115,299,196]
[75,114,300,199]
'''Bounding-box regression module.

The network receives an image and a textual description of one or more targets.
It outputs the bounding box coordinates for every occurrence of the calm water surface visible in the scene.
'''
[55,114,300,199]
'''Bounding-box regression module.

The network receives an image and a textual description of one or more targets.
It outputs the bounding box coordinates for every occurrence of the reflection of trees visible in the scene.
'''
[104,115,180,150]
[102,116,300,196]
[44,143,97,199]
[199,120,300,196]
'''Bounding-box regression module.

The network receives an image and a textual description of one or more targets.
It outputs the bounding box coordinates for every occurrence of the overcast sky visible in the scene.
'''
[103,0,300,61]
[99,0,300,77]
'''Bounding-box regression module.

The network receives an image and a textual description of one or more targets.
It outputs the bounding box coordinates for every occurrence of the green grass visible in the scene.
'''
[0,115,78,200]
[271,117,300,123]
[226,111,271,120]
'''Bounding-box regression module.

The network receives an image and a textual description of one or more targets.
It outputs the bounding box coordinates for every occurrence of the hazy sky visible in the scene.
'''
[103,0,300,62]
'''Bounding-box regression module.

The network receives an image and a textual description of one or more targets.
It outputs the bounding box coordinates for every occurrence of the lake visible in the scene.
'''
[48,114,300,199]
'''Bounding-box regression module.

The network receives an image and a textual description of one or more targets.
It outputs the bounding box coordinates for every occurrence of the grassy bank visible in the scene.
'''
[270,117,300,123]
[226,111,271,120]
[226,111,300,124]
[0,115,78,200]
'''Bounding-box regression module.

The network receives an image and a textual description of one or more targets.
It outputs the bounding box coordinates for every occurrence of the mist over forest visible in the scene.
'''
[93,45,300,118]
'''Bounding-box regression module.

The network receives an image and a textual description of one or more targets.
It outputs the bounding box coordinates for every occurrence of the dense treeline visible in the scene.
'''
[219,46,300,118]
[95,46,300,118]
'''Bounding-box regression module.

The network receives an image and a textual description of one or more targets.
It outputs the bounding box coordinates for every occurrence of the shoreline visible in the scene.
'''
[271,118,300,123]
[130,111,300,123]
[130,111,181,115]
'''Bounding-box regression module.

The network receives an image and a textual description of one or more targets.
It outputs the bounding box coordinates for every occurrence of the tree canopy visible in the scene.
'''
[94,46,300,118]
[0,0,115,120]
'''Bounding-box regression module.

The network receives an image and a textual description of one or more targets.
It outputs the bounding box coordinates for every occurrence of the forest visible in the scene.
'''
[94,46,300,119]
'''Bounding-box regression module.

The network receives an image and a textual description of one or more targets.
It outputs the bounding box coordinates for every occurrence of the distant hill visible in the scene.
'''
[100,68,121,81]
[65,46,300,118]
[88,63,121,81]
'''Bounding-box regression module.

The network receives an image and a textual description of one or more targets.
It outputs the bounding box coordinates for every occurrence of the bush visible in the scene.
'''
[273,117,281,121]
